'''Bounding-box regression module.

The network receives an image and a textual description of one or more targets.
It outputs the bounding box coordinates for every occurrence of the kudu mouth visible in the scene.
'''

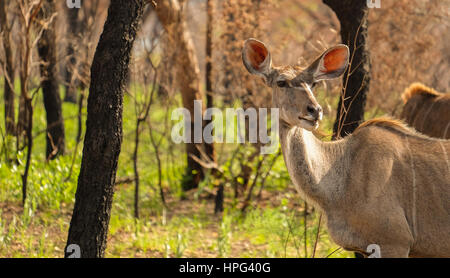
[298,103,323,130]
[299,116,318,123]
[299,119,319,130]
[298,113,321,130]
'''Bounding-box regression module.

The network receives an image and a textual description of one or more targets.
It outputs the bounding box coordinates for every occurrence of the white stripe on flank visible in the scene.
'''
[420,100,436,132]
[439,141,450,177]
[443,122,450,138]
[404,136,417,240]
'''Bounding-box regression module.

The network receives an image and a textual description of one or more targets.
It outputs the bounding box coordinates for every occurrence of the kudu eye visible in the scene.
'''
[277,80,288,88]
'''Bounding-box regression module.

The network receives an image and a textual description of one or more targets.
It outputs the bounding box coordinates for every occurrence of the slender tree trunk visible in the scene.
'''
[38,0,65,160]
[214,184,224,214]
[323,0,370,139]
[205,0,215,162]
[65,0,145,258]
[154,0,205,190]
[133,120,141,219]
[0,0,15,135]
[221,1,236,92]
[18,0,41,206]
[64,1,80,103]
[21,99,32,206]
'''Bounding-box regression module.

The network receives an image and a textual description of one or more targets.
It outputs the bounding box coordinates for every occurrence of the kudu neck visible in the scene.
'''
[279,122,346,208]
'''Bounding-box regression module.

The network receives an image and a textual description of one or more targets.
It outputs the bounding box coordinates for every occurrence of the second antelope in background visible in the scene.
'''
[401,83,450,139]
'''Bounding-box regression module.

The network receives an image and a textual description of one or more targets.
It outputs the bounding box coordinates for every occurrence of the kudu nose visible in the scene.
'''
[306,105,322,120]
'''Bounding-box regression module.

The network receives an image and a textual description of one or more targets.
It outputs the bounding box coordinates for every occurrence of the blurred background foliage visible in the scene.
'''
[0,0,448,257]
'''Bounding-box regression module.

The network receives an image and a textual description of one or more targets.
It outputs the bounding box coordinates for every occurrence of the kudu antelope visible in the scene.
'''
[401,83,450,139]
[242,38,450,257]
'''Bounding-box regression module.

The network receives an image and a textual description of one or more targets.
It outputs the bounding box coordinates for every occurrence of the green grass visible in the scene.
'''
[0,80,352,258]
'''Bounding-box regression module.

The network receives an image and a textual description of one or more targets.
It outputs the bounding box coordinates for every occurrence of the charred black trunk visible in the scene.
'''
[323,0,370,139]
[64,1,80,103]
[0,0,15,135]
[205,0,215,163]
[37,0,65,160]
[65,0,145,258]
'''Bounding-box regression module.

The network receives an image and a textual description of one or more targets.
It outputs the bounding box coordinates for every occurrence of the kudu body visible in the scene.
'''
[242,39,450,257]
[401,83,450,139]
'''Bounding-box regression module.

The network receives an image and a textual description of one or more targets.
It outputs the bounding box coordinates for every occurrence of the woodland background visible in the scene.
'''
[0,0,448,257]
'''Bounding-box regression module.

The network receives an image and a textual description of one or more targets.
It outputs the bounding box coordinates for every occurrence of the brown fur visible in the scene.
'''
[401,83,442,103]
[355,117,432,139]
[356,117,410,133]
[400,83,450,139]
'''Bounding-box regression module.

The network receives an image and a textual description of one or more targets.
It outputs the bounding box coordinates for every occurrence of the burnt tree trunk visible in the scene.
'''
[205,0,215,163]
[0,0,15,135]
[65,0,145,258]
[64,1,80,103]
[323,0,370,139]
[37,0,65,160]
[154,0,205,190]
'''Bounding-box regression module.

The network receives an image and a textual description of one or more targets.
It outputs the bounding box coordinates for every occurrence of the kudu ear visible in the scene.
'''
[307,44,349,82]
[242,38,272,81]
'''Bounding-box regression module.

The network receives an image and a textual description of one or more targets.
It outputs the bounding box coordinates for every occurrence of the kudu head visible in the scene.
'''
[242,38,349,131]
